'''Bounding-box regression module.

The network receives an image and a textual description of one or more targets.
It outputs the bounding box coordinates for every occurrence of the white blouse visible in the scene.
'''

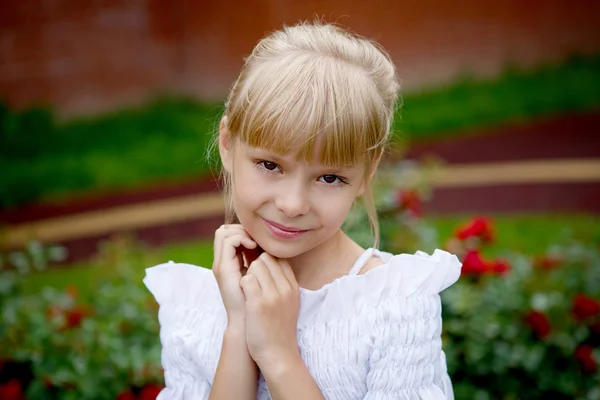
[144,248,462,400]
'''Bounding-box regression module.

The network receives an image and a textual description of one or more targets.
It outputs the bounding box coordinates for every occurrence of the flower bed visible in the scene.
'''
[1,162,599,399]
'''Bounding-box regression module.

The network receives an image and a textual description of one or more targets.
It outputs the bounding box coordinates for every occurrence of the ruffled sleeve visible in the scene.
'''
[364,249,461,400]
[144,262,226,400]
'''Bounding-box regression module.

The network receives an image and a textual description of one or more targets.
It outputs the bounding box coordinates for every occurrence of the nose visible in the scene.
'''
[274,180,310,218]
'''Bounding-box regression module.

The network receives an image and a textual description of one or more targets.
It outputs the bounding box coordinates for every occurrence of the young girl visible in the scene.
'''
[144,21,461,400]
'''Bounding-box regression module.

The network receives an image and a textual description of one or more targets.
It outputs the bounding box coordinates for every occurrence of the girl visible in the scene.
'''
[144,21,461,400]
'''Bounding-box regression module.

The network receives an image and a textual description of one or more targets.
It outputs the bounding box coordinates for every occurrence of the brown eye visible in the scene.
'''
[322,175,339,184]
[262,161,278,171]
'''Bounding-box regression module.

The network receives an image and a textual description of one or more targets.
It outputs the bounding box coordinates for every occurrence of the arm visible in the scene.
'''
[209,322,258,400]
[259,353,323,400]
[209,225,261,399]
[240,254,324,400]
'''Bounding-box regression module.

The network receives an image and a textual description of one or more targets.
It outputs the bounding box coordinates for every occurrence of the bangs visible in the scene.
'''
[227,53,387,167]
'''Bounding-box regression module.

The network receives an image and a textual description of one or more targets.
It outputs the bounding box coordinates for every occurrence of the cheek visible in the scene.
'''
[316,192,355,226]
[231,168,267,209]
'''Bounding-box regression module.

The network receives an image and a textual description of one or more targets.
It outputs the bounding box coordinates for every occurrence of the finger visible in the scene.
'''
[277,258,299,288]
[257,253,292,293]
[212,225,227,270]
[240,274,261,302]
[242,245,263,267]
[213,224,244,268]
[247,259,278,298]
[222,234,257,274]
[214,225,255,272]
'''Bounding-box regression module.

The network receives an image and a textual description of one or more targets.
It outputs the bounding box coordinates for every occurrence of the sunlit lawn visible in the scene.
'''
[19,213,599,300]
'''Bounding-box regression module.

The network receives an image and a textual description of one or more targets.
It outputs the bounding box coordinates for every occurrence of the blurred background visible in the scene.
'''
[1,1,599,399]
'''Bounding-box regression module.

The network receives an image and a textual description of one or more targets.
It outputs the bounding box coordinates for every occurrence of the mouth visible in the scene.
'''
[262,218,310,239]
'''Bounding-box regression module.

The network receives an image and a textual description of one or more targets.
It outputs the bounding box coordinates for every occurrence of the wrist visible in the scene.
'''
[224,321,246,339]
[226,312,246,328]
[257,350,303,381]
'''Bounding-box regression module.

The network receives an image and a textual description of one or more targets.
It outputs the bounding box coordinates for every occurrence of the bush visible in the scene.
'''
[0,237,164,400]
[442,219,600,399]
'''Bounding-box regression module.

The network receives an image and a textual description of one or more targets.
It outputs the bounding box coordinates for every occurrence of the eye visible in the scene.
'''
[321,175,339,184]
[262,161,278,171]
[255,160,281,173]
[319,174,348,186]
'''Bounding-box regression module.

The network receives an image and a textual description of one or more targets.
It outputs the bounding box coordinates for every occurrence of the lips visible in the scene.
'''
[263,218,308,233]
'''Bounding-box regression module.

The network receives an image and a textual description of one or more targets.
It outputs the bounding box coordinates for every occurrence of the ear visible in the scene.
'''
[219,116,233,173]
[356,149,384,197]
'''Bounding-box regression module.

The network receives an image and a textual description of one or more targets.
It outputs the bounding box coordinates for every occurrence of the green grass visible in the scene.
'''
[428,213,600,256]
[0,99,224,207]
[2,55,599,208]
[18,240,215,299]
[18,214,600,298]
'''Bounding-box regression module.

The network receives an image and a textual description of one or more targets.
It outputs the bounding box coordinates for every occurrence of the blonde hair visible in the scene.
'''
[218,21,400,247]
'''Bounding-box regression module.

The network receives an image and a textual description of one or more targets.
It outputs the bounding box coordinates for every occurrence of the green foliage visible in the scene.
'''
[1,98,223,208]
[0,237,164,399]
[2,55,600,208]
[442,238,600,399]
[397,54,600,139]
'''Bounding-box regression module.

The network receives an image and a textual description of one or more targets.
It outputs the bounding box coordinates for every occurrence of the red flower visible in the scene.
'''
[524,310,551,339]
[533,254,562,270]
[461,250,488,276]
[65,305,91,329]
[43,376,55,388]
[396,189,423,217]
[139,384,164,400]
[0,379,24,400]
[116,390,136,400]
[455,216,494,243]
[572,294,600,322]
[487,258,511,275]
[574,344,597,373]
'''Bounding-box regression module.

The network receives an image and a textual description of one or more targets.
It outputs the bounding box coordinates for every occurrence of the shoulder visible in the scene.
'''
[143,261,220,307]
[378,248,462,297]
[301,249,461,327]
[347,248,462,303]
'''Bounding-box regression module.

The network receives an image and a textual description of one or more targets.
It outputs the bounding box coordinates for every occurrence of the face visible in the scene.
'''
[220,137,367,259]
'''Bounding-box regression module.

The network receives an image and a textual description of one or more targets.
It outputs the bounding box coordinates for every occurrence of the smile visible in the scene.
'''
[263,218,309,239]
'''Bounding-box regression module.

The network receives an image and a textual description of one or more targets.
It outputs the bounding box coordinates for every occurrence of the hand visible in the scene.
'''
[239,252,301,370]
[212,224,261,324]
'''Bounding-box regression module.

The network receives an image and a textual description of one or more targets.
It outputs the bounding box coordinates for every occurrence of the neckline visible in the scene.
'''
[299,248,378,295]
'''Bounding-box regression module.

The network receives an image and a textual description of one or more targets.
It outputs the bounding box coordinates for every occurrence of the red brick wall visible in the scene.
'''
[1,0,599,116]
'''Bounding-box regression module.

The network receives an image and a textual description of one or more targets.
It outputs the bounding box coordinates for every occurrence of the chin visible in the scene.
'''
[256,238,307,259]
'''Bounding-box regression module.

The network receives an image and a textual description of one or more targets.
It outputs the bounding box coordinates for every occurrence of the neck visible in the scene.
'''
[287,230,365,290]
